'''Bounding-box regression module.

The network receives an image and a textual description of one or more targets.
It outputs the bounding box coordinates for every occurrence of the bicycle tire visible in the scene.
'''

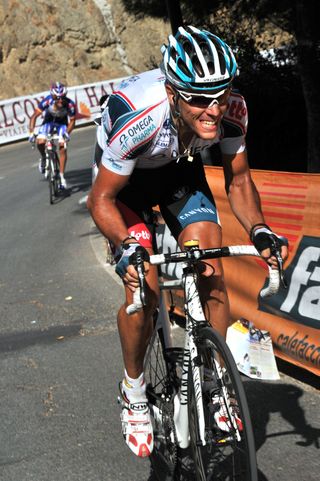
[48,153,54,205]
[188,326,258,481]
[52,153,60,197]
[144,319,181,479]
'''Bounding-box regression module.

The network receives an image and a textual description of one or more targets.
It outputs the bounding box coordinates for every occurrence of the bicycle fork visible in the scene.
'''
[213,358,242,441]
[173,270,207,448]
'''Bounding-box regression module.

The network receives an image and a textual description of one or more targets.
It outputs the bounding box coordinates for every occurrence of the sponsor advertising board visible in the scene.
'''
[158,167,320,376]
[207,167,320,376]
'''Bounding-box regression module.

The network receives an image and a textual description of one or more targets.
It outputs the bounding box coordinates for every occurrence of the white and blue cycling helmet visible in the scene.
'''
[160,25,238,96]
[50,81,67,97]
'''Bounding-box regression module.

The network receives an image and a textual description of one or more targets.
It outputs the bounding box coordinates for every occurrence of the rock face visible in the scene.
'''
[0,0,170,99]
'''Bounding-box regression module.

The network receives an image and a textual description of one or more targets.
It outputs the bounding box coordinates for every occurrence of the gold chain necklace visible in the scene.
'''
[178,132,194,162]
[171,113,194,162]
[178,139,193,162]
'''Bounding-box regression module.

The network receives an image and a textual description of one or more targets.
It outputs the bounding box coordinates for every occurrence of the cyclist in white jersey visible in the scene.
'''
[95,70,246,173]
[88,26,288,458]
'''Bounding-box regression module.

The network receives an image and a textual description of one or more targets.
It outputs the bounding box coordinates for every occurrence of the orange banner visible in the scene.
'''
[205,166,320,376]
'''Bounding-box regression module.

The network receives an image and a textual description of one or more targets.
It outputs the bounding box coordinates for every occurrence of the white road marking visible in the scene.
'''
[88,223,122,286]
[78,195,88,205]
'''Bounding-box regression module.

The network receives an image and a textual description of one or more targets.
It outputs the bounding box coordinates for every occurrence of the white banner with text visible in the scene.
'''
[0,75,127,145]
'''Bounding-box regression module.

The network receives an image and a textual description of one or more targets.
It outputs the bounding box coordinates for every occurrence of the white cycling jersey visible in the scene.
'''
[96,68,248,176]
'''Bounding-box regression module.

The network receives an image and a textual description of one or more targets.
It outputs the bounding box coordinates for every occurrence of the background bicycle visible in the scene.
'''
[45,130,63,205]
[32,129,67,204]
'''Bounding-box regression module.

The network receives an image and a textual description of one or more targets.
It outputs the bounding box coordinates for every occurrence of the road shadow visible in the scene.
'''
[245,378,320,451]
[50,187,72,205]
[65,167,92,196]
[0,324,82,355]
[146,377,320,481]
[37,168,92,205]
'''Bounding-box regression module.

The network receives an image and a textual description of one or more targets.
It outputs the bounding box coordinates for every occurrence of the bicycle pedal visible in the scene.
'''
[216,435,233,445]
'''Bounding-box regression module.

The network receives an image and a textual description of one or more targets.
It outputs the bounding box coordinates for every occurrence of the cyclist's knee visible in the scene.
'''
[198,257,224,279]
[146,288,159,316]
[128,292,159,321]
[199,266,227,302]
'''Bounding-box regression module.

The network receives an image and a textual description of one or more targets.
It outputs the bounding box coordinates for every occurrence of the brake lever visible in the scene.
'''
[134,248,147,306]
[271,245,287,289]
[136,262,147,306]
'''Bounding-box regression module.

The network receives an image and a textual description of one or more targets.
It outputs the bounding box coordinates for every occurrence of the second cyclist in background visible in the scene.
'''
[29,82,76,189]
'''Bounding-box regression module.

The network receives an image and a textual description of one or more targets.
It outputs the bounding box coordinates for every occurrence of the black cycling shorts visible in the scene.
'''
[112,154,219,249]
[93,143,219,248]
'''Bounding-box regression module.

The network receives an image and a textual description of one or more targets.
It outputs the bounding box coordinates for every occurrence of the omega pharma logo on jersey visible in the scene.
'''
[258,235,320,329]
[127,115,156,145]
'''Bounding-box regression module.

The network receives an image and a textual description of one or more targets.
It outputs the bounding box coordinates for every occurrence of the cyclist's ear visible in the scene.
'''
[165,83,176,105]
[165,84,181,118]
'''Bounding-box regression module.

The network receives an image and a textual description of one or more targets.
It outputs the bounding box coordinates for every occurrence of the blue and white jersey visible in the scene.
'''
[97,68,248,176]
[37,95,76,125]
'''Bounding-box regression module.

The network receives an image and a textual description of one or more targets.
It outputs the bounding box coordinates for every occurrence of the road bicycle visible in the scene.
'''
[32,129,66,204]
[44,130,66,205]
[126,237,284,481]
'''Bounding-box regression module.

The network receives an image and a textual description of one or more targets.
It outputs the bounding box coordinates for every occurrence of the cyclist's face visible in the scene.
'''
[53,95,64,108]
[166,85,230,140]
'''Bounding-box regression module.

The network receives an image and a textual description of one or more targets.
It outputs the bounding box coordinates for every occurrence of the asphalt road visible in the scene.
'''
[0,126,319,481]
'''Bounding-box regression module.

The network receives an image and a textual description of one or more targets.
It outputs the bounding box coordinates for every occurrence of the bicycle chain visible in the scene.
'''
[160,398,178,474]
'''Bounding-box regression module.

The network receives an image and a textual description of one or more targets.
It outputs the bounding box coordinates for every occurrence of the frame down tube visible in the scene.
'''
[174,270,206,448]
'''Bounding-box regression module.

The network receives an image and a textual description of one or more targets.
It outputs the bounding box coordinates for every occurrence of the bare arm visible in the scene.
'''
[222,150,288,264]
[67,117,75,134]
[29,108,42,133]
[222,150,264,233]
[87,164,131,248]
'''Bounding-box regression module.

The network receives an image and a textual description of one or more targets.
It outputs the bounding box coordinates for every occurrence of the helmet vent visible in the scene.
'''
[170,46,178,62]
[182,40,193,57]
[192,57,204,77]
[217,51,227,75]
[178,58,192,77]
[207,61,215,76]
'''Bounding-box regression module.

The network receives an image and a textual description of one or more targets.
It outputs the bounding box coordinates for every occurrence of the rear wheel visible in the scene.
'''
[144,319,181,479]
[188,326,258,481]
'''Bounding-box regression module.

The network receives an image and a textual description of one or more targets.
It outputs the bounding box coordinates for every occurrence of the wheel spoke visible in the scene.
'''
[188,326,258,481]
[144,327,179,477]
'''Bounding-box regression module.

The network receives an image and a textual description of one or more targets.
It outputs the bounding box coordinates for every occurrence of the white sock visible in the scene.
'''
[122,370,147,402]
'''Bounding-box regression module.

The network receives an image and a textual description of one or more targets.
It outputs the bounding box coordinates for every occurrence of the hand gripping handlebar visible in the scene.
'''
[126,244,286,314]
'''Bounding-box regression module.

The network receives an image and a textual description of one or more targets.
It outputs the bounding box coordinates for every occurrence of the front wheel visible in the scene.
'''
[48,153,54,205]
[144,319,181,480]
[188,326,258,481]
[48,153,60,204]
[52,153,60,197]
